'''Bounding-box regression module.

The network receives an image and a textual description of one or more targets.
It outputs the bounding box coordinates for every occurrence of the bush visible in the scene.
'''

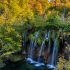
[0,23,22,54]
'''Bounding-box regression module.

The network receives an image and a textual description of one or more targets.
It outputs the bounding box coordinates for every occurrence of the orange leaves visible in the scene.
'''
[52,0,70,8]
[36,1,43,15]
[52,0,61,7]
[29,0,36,9]
[0,0,70,24]
[66,0,70,8]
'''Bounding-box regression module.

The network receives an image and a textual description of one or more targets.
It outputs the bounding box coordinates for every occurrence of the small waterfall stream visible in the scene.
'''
[26,32,39,63]
[29,32,39,58]
[34,31,50,67]
[47,32,59,69]
[38,31,50,61]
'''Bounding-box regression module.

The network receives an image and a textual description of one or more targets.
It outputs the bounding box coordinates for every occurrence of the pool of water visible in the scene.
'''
[0,60,54,70]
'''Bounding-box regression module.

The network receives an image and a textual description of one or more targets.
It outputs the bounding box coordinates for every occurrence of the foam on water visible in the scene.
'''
[47,64,55,69]
[26,58,37,64]
[26,58,45,67]
[34,63,45,67]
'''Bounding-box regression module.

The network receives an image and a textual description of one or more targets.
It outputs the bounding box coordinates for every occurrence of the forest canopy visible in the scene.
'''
[0,0,70,24]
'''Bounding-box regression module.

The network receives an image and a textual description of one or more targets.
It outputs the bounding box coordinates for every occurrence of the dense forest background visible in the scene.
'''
[0,0,70,23]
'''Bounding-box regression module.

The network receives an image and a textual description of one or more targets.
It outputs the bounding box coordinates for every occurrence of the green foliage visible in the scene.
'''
[47,12,61,24]
[45,12,63,29]
[0,23,21,54]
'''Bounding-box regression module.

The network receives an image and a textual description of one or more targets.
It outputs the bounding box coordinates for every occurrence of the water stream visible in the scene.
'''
[34,31,50,67]
[26,32,39,64]
[47,32,58,69]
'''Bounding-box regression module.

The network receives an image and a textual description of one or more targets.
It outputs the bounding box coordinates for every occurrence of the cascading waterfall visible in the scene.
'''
[47,32,58,69]
[26,30,59,69]
[34,32,39,47]
[45,31,50,40]
[26,39,35,64]
[34,40,45,67]
[34,31,50,67]
[47,30,51,58]
[38,40,45,62]
[29,32,39,58]
[26,32,39,63]
[38,30,50,62]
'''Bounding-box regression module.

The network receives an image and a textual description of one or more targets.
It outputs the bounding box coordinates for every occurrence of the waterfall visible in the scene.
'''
[34,31,50,67]
[28,32,39,58]
[51,38,57,65]
[44,30,51,64]
[26,39,34,63]
[45,31,49,40]
[47,30,51,54]
[26,32,39,64]
[38,31,50,62]
[47,32,58,69]
[34,32,39,47]
[26,30,59,68]
[38,40,45,62]
[34,39,45,66]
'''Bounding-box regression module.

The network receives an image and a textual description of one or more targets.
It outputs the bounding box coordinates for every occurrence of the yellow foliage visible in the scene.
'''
[0,0,70,24]
[6,26,15,33]
[57,56,66,70]
[66,0,70,8]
